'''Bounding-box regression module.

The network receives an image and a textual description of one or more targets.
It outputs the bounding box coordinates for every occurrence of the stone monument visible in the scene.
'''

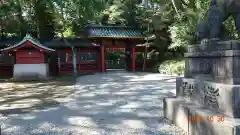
[164,0,240,135]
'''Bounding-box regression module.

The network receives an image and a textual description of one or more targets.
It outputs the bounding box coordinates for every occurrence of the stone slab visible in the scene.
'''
[187,40,232,53]
[189,107,240,135]
[176,77,240,118]
[163,97,200,132]
[185,50,240,58]
[13,64,50,81]
[163,97,185,122]
[192,80,240,118]
[187,40,240,53]
[210,77,240,85]
[231,40,240,50]
[176,77,196,100]
[174,103,201,133]
[173,103,189,132]
[184,56,240,84]
[176,77,183,97]
[184,40,240,84]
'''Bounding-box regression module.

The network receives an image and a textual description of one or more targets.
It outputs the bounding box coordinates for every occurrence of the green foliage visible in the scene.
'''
[0,0,238,65]
[168,1,209,48]
[168,23,189,49]
[0,0,106,38]
[107,52,124,60]
[158,59,185,75]
[224,16,238,39]
[103,0,140,27]
[167,0,237,48]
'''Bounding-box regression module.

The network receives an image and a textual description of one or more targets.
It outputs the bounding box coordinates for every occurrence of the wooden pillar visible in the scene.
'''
[72,47,77,75]
[132,47,136,72]
[125,47,130,71]
[101,45,105,72]
[98,47,102,72]
[78,48,80,72]
[57,52,61,75]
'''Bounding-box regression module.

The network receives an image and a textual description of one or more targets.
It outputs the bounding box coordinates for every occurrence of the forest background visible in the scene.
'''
[0,0,237,75]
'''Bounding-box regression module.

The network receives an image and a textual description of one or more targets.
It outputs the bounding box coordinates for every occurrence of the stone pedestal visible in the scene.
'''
[13,64,50,81]
[164,40,240,135]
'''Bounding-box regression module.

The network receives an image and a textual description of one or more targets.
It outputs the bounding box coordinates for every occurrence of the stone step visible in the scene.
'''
[164,97,240,135]
[176,77,240,118]
[163,97,201,132]
[189,107,240,135]
[164,97,185,122]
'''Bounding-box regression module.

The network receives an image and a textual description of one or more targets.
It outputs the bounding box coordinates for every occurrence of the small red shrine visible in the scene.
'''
[1,34,55,80]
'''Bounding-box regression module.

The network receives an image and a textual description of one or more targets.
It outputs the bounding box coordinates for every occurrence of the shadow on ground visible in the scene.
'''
[0,71,186,135]
[0,76,76,116]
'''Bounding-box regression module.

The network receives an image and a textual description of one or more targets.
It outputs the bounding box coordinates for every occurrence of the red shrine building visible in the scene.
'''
[0,25,146,80]
[1,34,55,80]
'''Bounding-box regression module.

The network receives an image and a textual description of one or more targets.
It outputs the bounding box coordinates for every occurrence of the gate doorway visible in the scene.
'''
[105,48,125,69]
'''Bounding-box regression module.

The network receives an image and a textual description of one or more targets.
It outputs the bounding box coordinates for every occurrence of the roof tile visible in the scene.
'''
[87,26,144,39]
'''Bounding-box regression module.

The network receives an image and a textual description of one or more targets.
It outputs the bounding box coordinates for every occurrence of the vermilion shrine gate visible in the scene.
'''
[0,25,147,80]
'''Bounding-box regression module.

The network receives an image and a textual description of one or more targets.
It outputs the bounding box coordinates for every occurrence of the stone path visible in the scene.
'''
[0,71,187,135]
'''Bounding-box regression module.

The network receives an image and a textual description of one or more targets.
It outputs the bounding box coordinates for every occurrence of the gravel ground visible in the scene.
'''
[0,71,187,135]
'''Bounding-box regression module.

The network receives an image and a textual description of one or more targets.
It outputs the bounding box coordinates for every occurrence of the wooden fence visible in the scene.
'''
[105,59,125,69]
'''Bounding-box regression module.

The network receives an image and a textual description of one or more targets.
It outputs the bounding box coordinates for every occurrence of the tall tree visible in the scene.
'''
[33,0,55,40]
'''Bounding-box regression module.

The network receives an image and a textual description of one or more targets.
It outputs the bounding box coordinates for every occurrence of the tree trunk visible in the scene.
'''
[0,17,3,40]
[16,0,26,37]
[142,45,147,72]
[143,23,150,72]
[72,47,77,76]
[60,0,77,76]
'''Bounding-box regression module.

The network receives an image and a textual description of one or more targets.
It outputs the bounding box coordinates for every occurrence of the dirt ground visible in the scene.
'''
[0,72,187,135]
[0,76,76,116]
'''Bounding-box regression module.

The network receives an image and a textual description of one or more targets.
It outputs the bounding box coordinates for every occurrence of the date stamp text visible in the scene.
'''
[188,115,224,122]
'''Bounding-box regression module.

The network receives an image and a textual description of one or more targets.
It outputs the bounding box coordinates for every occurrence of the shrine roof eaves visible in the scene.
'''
[0,37,97,49]
[44,37,95,48]
[0,34,55,52]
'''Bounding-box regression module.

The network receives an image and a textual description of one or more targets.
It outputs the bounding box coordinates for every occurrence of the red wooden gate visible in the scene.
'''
[78,48,100,72]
